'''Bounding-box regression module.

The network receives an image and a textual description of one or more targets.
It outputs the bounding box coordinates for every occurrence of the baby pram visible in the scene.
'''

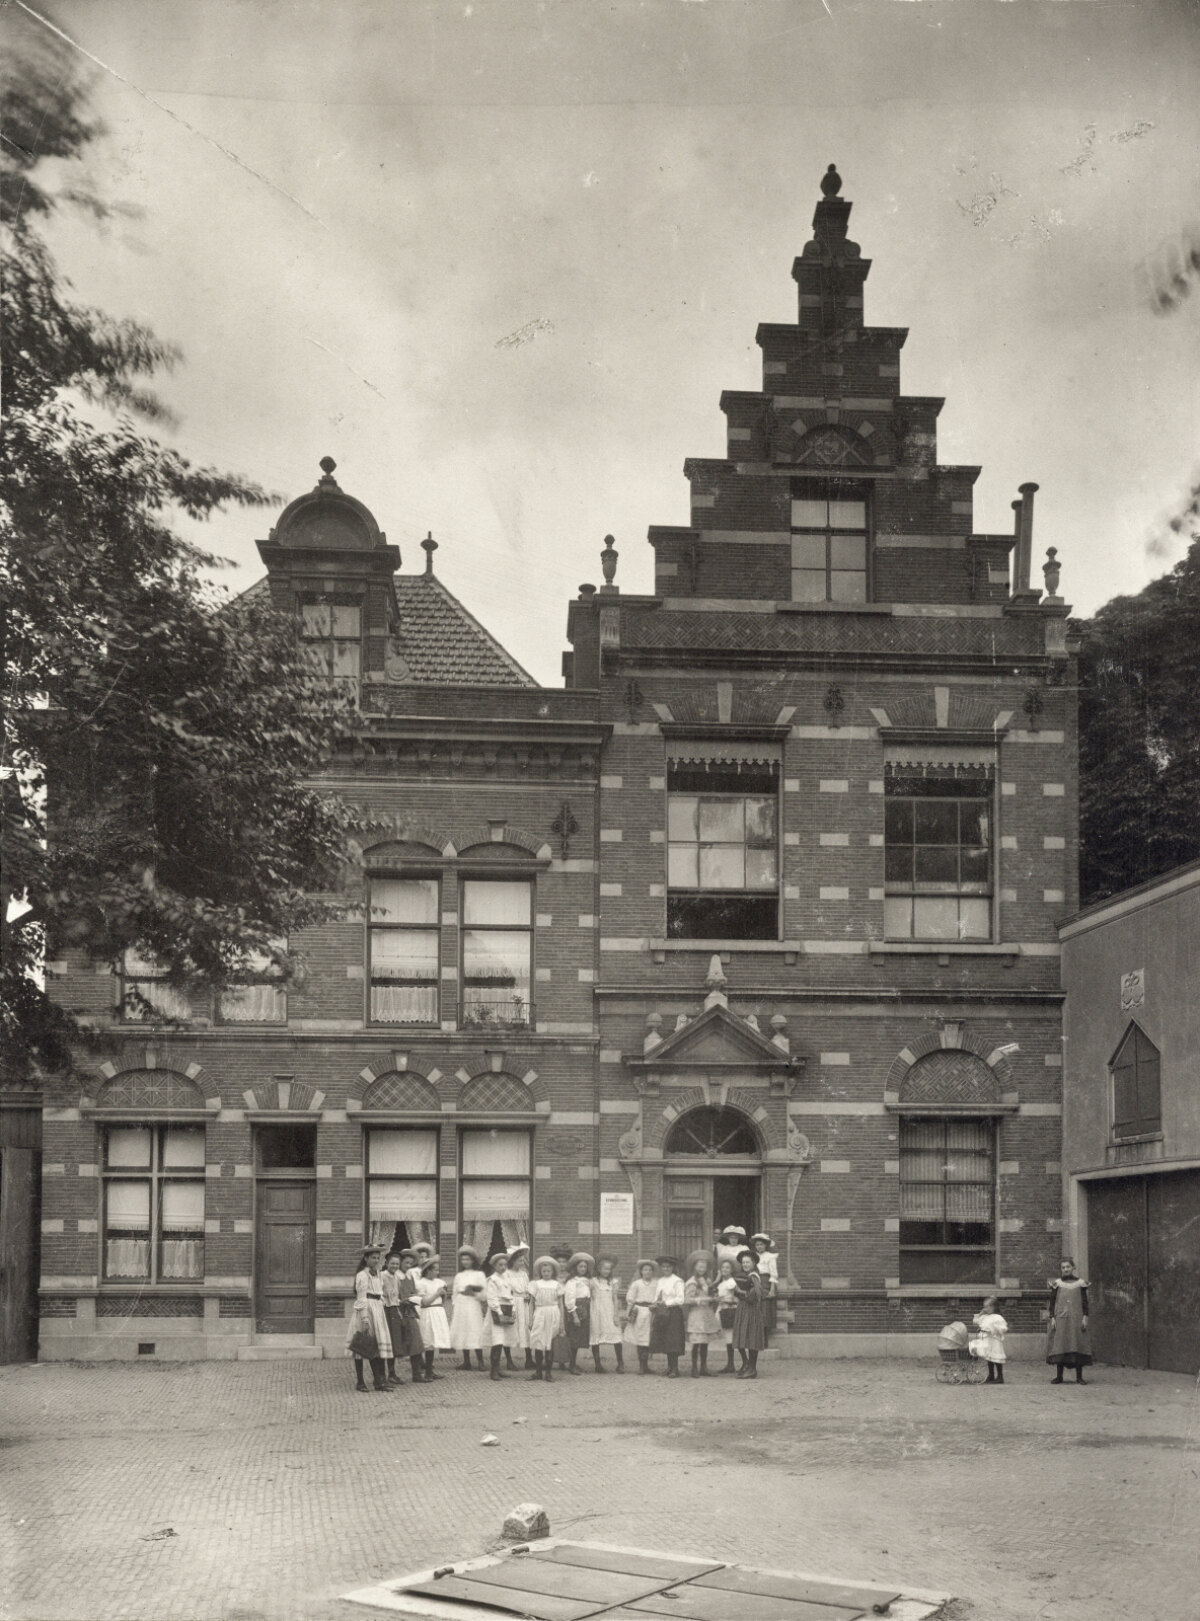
[935,1320,987,1383]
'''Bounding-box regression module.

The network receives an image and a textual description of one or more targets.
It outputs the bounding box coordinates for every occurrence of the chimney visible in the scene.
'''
[1014,483,1039,594]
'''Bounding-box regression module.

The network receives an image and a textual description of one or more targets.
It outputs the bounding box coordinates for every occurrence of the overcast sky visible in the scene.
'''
[26,0,1200,683]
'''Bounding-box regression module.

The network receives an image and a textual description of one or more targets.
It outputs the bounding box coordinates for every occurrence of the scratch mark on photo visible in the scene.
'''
[14,0,325,227]
[305,338,387,399]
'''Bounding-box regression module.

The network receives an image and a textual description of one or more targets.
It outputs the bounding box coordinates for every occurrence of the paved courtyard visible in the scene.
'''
[2,1352,1196,1621]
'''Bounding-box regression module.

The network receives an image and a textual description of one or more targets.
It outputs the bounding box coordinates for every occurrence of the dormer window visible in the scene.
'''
[791,481,869,603]
[300,600,361,694]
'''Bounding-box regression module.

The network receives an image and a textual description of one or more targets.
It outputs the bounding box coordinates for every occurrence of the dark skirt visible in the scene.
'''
[1047,1350,1093,1368]
[384,1305,406,1357]
[401,1306,424,1356]
[733,1293,768,1351]
[649,1304,686,1356]
[566,1299,591,1351]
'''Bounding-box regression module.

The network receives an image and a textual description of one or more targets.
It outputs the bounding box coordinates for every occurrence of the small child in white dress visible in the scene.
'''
[971,1295,1009,1385]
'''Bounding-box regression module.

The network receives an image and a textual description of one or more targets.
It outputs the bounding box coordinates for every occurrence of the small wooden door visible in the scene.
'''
[254,1179,315,1333]
[1,1136,42,1363]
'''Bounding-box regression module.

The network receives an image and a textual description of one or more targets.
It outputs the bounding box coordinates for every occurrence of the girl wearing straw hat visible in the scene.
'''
[714,1256,739,1375]
[684,1250,721,1378]
[527,1255,564,1381]
[449,1243,488,1371]
[623,1258,658,1374]
[650,1254,687,1378]
[485,1250,520,1381]
[347,1245,393,1394]
[733,1247,768,1378]
[590,1255,624,1373]
[416,1253,451,1380]
[563,1251,595,1375]
[507,1243,535,1371]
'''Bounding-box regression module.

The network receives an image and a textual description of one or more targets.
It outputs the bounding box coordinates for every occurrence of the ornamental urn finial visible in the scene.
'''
[600,534,618,588]
[1043,546,1062,599]
[820,164,842,198]
[318,455,338,485]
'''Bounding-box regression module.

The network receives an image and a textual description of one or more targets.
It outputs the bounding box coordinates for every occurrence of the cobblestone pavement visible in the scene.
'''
[2,1352,1197,1621]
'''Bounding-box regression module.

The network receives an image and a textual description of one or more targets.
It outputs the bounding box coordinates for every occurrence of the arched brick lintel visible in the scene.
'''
[886,1029,1014,1094]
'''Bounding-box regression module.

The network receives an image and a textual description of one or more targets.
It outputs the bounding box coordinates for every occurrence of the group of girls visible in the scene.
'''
[349,1224,778,1391]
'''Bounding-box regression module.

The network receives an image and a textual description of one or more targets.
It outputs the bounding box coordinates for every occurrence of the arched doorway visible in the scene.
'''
[663,1106,762,1257]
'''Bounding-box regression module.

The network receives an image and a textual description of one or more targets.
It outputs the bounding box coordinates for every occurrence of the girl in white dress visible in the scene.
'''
[684,1251,721,1377]
[485,1251,520,1381]
[714,1257,739,1375]
[526,1256,563,1382]
[752,1232,779,1337]
[971,1295,1009,1385]
[590,1255,624,1373]
[507,1243,533,1371]
[416,1253,451,1378]
[346,1246,393,1394]
[449,1244,488,1370]
[623,1258,658,1374]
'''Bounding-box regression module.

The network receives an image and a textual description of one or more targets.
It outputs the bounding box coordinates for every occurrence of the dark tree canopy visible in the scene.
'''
[1,14,352,1083]
[1078,534,1200,905]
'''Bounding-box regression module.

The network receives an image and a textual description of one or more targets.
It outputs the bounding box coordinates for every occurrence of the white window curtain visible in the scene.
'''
[220,984,286,1023]
[368,1219,437,1250]
[108,1127,152,1168]
[105,1180,150,1277]
[461,1131,530,1176]
[369,1130,438,1176]
[162,1127,205,1168]
[159,1181,205,1279]
[368,1179,438,1221]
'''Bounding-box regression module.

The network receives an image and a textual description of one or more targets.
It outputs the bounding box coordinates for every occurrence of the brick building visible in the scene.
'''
[1059,858,1200,1375]
[31,168,1077,1359]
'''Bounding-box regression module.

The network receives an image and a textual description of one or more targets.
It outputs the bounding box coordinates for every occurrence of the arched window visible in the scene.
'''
[663,1107,761,1260]
[664,1107,760,1158]
[1110,1023,1161,1140]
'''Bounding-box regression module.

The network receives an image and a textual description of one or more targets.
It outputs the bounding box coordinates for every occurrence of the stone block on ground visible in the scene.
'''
[501,1503,550,1542]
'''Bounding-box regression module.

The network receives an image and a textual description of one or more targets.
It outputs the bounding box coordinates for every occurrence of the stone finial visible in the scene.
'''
[318,455,338,485]
[1043,546,1062,599]
[820,164,842,198]
[421,531,438,577]
[644,1012,663,1054]
[601,535,619,587]
[770,1013,790,1055]
[704,953,728,1010]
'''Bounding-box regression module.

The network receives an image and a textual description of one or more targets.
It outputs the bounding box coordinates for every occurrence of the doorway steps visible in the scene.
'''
[236,1332,324,1362]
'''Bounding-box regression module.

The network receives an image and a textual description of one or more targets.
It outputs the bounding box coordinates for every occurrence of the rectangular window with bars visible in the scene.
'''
[365,1128,439,1253]
[666,760,779,940]
[884,769,993,941]
[790,483,869,603]
[899,1117,995,1284]
[102,1125,206,1282]
[368,878,440,1026]
[300,600,362,697]
[459,1128,531,1259]
[460,880,533,1029]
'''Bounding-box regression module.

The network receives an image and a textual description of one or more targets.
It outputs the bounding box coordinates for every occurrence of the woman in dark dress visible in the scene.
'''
[732,1248,768,1378]
[1047,1257,1092,1384]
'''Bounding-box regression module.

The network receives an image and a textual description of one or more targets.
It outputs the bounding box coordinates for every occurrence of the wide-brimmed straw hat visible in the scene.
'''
[487,1250,511,1269]
[532,1254,559,1276]
[721,1224,747,1237]
[685,1248,714,1275]
[419,1253,441,1274]
[655,1253,680,1270]
[507,1242,531,1262]
[635,1256,657,1274]
[395,1248,417,1263]
[750,1232,776,1250]
[567,1250,595,1275]
[357,1245,383,1268]
[456,1243,481,1264]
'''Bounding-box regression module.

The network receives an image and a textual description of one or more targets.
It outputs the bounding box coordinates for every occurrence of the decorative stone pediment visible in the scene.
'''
[625,1002,800,1098]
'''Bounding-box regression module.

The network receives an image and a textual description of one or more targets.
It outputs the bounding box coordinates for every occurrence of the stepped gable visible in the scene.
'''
[638,165,1020,614]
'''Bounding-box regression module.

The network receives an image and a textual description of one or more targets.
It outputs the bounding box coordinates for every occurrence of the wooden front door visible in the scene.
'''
[665,1174,760,1260]
[1,1135,42,1363]
[254,1179,315,1333]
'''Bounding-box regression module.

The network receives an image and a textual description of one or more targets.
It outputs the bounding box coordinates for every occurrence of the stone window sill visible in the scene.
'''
[869,941,1021,956]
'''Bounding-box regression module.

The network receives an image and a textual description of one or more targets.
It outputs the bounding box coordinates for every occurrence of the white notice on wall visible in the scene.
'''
[599,1191,634,1235]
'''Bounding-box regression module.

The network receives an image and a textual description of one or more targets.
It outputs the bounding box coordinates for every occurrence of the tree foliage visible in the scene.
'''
[1078,534,1200,905]
[1,16,352,1082]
